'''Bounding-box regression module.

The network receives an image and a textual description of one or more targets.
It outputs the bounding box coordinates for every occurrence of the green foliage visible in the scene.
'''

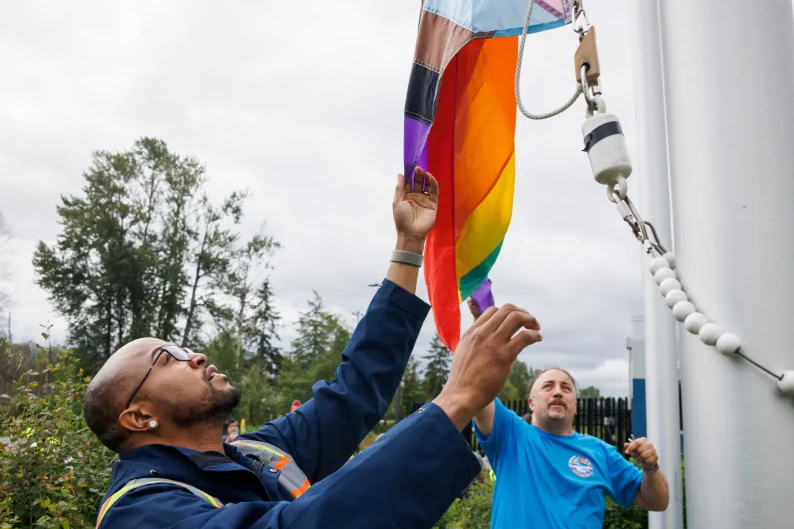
[201,331,282,427]
[0,336,114,528]
[398,357,424,418]
[433,476,494,529]
[423,334,450,401]
[277,292,352,412]
[579,385,602,399]
[602,496,648,529]
[508,360,532,398]
[246,279,283,376]
[31,138,278,373]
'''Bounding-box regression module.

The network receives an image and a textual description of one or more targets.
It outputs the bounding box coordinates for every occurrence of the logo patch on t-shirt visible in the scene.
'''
[568,455,594,478]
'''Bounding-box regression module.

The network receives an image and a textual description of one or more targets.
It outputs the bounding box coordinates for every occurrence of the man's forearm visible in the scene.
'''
[472,401,496,436]
[639,468,670,511]
[279,402,481,529]
[386,236,424,294]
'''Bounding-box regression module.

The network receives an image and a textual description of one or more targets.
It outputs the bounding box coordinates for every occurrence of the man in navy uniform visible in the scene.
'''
[84,168,545,528]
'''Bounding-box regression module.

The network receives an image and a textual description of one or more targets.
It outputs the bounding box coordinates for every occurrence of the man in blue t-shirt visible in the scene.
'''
[468,303,669,528]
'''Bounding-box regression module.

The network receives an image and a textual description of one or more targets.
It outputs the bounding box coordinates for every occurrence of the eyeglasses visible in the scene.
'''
[124,344,194,410]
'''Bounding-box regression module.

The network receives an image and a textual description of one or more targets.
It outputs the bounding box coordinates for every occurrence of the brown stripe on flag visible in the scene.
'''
[414,11,474,73]
[535,0,564,19]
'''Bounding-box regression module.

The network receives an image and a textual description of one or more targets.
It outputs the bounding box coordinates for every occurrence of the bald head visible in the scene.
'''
[527,367,578,434]
[528,367,576,398]
[83,338,167,452]
[84,337,241,453]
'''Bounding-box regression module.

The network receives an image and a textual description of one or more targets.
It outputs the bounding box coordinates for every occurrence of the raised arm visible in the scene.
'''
[465,298,497,436]
[100,305,544,529]
[625,437,670,512]
[240,169,440,482]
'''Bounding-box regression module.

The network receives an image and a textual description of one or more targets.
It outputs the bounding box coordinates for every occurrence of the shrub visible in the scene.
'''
[0,336,114,528]
[433,475,494,529]
[602,496,648,529]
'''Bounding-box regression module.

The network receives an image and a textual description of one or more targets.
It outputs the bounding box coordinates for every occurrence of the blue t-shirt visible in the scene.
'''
[474,399,643,528]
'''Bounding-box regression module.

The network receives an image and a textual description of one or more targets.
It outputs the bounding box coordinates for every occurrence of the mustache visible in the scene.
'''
[549,399,567,409]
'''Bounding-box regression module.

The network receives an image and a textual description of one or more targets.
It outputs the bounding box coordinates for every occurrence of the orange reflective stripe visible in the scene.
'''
[96,486,131,528]
[274,456,290,470]
[296,479,311,496]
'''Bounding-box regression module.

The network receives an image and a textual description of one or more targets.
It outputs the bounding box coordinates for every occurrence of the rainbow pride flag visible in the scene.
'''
[403,0,573,350]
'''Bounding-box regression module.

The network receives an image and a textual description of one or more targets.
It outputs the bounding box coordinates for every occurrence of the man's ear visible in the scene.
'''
[119,402,157,433]
[527,396,534,413]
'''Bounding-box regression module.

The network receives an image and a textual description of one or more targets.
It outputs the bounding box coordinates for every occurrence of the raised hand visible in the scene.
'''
[624,437,660,471]
[434,304,543,430]
[392,167,439,252]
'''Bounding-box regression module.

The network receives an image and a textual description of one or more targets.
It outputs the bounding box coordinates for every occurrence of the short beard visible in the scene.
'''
[545,400,568,421]
[151,381,242,429]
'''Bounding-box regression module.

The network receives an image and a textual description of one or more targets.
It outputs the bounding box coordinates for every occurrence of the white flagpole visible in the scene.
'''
[627,0,684,527]
[658,1,794,526]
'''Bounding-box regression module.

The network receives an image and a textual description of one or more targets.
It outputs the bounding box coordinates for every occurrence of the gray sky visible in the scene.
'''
[0,0,646,396]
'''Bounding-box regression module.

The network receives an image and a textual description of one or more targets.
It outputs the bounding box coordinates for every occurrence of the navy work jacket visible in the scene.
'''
[96,279,481,528]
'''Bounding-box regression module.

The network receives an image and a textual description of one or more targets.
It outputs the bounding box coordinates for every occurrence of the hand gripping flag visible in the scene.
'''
[403,0,573,350]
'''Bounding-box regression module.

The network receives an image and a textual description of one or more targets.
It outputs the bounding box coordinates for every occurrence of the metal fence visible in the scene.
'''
[414,397,633,456]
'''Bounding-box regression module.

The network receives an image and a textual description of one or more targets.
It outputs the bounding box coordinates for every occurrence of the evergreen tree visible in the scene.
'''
[279,292,351,408]
[221,227,281,369]
[247,279,282,376]
[423,334,451,400]
[399,356,424,417]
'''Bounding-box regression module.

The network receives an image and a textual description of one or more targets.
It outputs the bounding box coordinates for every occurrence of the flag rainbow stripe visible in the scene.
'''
[403,1,572,350]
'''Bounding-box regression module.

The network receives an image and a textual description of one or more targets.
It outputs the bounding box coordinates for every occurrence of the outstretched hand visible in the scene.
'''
[392,167,439,251]
[434,304,543,429]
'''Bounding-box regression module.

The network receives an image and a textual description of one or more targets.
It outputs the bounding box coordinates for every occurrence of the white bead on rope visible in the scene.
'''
[698,323,722,346]
[778,371,794,395]
[662,252,676,269]
[684,312,708,334]
[589,108,791,387]
[649,256,670,275]
[654,267,676,285]
[715,333,742,355]
[664,289,688,309]
[659,278,682,297]
[672,301,696,322]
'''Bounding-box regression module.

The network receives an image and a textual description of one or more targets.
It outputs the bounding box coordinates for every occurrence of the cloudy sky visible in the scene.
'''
[0,0,648,396]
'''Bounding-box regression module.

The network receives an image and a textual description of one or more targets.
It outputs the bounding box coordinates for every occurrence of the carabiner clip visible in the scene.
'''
[573,0,591,35]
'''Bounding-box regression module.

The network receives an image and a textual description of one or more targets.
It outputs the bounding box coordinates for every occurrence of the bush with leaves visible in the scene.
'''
[433,475,495,529]
[0,337,115,528]
[602,496,648,529]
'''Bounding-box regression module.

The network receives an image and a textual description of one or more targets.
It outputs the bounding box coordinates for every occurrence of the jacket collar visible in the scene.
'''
[108,443,270,503]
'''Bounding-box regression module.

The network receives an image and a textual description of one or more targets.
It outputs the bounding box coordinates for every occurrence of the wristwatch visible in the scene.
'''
[643,462,660,472]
